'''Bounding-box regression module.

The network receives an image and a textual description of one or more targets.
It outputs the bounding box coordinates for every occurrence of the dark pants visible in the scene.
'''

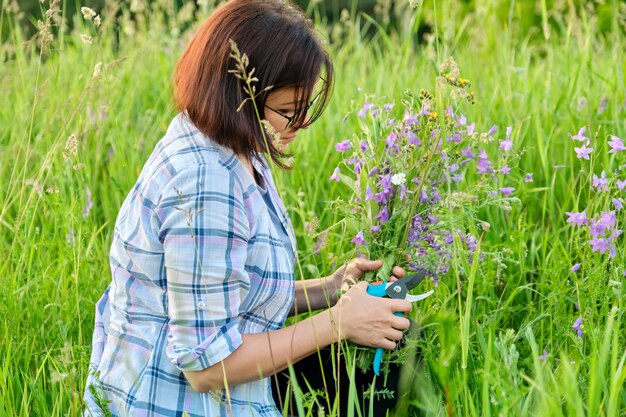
[271,345,401,417]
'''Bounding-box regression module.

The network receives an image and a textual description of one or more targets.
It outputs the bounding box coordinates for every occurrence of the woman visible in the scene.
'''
[83,1,412,416]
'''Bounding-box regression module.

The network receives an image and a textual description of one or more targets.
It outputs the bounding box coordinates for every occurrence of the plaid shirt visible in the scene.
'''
[84,113,296,416]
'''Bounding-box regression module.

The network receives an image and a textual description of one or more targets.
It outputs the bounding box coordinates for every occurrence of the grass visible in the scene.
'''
[0,0,625,415]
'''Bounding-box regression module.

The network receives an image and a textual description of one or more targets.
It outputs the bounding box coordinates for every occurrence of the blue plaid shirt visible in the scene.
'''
[84,113,296,416]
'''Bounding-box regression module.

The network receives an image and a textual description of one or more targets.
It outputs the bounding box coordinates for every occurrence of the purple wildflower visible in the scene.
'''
[476,150,494,174]
[613,198,623,210]
[351,231,366,247]
[525,173,533,182]
[574,144,593,160]
[375,206,389,224]
[385,132,397,147]
[539,350,549,361]
[367,167,378,178]
[461,147,475,159]
[407,130,421,147]
[360,140,369,152]
[565,211,588,226]
[370,225,381,233]
[335,140,351,152]
[572,317,583,338]
[500,187,515,196]
[499,165,511,175]
[83,187,93,218]
[357,100,375,118]
[618,179,626,191]
[499,138,513,152]
[383,103,395,112]
[571,263,581,273]
[404,111,419,126]
[466,123,475,135]
[570,126,588,142]
[377,173,392,194]
[592,171,609,192]
[365,186,375,201]
[608,135,625,153]
[329,167,341,182]
[588,236,614,257]
[505,126,512,137]
[488,124,498,135]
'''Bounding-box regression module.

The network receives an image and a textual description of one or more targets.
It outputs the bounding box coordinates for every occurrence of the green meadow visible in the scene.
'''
[1,0,625,415]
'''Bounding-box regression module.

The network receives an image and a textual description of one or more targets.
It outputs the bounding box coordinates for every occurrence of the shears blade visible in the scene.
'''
[405,290,434,303]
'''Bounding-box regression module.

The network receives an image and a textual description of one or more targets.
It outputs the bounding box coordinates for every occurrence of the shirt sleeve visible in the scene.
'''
[156,162,251,372]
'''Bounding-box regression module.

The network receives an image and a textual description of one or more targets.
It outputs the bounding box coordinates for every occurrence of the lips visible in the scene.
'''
[282,136,296,143]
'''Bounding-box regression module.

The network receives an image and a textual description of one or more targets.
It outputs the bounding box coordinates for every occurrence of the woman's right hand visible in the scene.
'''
[330,282,412,350]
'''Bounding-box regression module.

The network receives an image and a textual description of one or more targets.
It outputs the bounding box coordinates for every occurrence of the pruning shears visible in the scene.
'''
[366,269,434,376]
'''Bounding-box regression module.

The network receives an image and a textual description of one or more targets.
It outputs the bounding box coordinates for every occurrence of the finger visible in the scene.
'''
[392,266,406,278]
[385,329,404,341]
[378,339,396,350]
[389,275,399,282]
[352,258,382,271]
[391,316,411,331]
[388,299,413,314]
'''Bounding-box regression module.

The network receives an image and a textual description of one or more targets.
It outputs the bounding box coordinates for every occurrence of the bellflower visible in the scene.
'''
[570,263,581,272]
[500,187,515,196]
[351,231,366,247]
[572,317,583,338]
[565,211,588,226]
[499,138,512,152]
[592,171,609,192]
[335,140,351,152]
[357,100,375,118]
[607,135,625,153]
[570,126,588,142]
[525,173,533,182]
[329,167,341,182]
[574,144,593,160]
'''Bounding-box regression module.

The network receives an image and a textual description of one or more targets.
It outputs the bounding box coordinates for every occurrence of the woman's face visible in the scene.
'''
[264,87,311,152]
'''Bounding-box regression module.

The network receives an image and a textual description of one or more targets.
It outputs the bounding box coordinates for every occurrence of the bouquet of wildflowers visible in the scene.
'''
[326,58,522,376]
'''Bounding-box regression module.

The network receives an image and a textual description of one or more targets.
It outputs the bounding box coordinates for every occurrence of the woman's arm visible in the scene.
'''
[183,282,412,393]
[289,277,336,316]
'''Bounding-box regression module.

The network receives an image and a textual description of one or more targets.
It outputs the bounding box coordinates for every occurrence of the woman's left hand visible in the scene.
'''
[328,258,407,296]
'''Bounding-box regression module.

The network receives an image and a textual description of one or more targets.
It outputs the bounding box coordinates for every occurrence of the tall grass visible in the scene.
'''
[0,0,624,415]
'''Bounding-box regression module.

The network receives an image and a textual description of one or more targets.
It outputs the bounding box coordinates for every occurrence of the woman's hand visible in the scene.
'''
[327,258,408,296]
[330,282,412,350]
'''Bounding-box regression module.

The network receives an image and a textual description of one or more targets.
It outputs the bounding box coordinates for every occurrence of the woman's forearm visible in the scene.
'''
[183,308,339,392]
[289,277,338,316]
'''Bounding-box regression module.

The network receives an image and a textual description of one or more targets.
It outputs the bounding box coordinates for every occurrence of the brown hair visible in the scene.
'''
[174,0,334,168]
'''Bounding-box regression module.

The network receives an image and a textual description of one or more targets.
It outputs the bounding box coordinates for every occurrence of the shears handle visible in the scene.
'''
[372,311,403,376]
[366,282,401,376]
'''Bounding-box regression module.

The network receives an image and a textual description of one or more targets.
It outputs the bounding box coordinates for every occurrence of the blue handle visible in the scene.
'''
[367,282,404,376]
[366,282,387,297]
[372,311,403,376]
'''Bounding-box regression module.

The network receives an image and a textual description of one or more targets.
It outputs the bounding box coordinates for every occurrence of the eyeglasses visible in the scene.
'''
[265,88,324,128]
